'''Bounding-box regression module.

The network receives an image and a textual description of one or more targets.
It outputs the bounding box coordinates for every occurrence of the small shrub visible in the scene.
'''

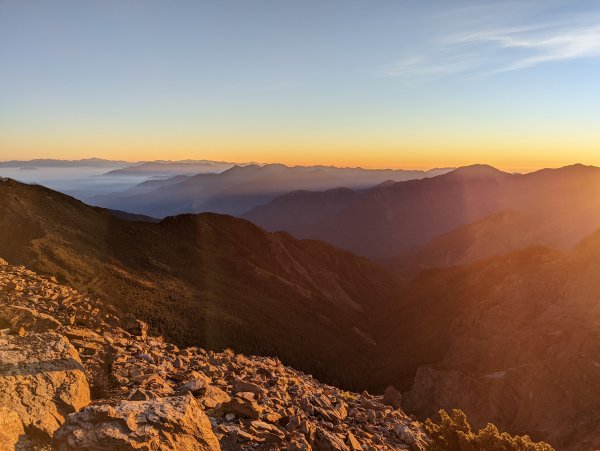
[425,409,554,451]
[340,390,358,402]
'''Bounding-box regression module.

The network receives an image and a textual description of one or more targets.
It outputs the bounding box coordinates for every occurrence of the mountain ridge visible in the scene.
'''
[245,163,600,259]
[0,158,130,168]
[91,163,454,218]
[0,178,399,390]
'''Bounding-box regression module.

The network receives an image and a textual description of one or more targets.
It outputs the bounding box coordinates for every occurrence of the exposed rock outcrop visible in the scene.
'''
[383,385,402,410]
[55,394,220,450]
[0,332,90,441]
[0,305,61,334]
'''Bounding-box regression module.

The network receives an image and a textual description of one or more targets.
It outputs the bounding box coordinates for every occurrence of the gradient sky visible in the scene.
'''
[1,0,599,171]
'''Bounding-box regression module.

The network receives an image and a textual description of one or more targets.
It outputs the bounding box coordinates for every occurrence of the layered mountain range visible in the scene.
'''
[102,160,241,177]
[245,164,600,259]
[1,167,599,449]
[0,158,129,168]
[90,164,452,217]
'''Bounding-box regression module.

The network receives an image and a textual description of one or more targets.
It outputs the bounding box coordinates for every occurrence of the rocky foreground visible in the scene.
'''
[0,257,427,450]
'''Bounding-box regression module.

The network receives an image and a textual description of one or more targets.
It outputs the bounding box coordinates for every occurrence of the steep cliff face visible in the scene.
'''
[0,259,427,450]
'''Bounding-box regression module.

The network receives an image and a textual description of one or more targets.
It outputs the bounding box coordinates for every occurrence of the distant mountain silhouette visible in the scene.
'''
[102,159,241,176]
[91,164,453,217]
[246,164,600,259]
[0,158,129,168]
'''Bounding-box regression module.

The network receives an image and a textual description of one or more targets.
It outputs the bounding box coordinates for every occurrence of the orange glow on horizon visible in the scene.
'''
[1,130,599,174]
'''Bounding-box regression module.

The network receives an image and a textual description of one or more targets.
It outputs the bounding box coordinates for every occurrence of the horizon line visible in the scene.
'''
[1,157,599,174]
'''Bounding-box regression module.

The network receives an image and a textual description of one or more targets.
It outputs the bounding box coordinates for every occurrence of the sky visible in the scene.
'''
[1,0,599,171]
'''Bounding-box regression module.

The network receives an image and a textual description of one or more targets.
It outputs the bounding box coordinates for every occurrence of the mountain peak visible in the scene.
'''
[527,163,600,181]
[220,164,261,175]
[444,164,508,179]
[553,163,600,174]
[372,179,397,189]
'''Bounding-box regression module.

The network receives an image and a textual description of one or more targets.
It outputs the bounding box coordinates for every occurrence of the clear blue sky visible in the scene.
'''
[1,0,599,170]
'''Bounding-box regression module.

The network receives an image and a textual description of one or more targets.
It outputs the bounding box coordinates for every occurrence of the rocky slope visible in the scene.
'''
[0,258,427,450]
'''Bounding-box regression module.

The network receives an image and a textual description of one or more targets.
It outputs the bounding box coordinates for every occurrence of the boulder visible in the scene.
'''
[123,317,148,339]
[314,427,350,451]
[64,327,104,343]
[383,385,402,409]
[0,332,90,439]
[128,388,153,401]
[312,396,347,423]
[0,305,61,334]
[394,424,417,445]
[346,431,362,450]
[55,394,221,450]
[178,378,206,396]
[232,378,263,395]
[202,385,231,409]
[220,394,263,419]
[250,419,286,441]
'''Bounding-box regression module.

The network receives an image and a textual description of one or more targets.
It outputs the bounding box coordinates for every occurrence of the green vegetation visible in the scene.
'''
[425,409,554,451]
[340,390,359,402]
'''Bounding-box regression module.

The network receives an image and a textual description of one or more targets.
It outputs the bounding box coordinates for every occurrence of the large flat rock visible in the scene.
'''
[0,332,91,439]
[55,394,221,450]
